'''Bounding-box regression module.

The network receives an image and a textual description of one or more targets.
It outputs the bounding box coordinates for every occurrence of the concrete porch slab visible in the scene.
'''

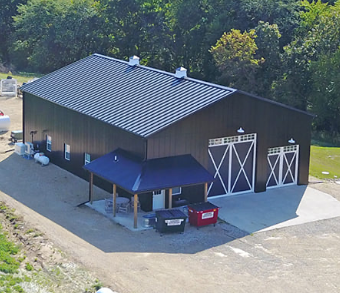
[86,200,154,231]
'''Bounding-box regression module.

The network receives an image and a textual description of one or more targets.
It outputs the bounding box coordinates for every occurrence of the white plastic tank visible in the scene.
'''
[0,115,10,131]
[34,153,50,166]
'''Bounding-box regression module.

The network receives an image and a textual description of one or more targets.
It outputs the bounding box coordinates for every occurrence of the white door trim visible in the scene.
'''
[230,140,256,193]
[208,144,230,195]
[152,189,165,210]
[267,145,299,189]
[208,133,257,197]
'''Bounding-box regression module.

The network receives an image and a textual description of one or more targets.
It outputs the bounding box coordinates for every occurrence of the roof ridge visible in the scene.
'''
[21,53,312,139]
[93,53,236,93]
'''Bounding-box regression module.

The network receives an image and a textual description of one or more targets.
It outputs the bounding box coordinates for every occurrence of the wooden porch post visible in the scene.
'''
[168,188,172,209]
[204,182,208,202]
[134,194,138,229]
[89,172,93,204]
[113,184,117,217]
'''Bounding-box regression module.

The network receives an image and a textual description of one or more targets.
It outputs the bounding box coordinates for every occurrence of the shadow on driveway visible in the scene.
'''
[210,183,340,234]
[210,186,305,233]
[5,152,335,253]
[0,153,248,254]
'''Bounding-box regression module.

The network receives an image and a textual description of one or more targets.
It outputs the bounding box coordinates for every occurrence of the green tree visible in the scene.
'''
[160,0,214,74]
[272,0,340,112]
[101,0,172,69]
[210,29,264,93]
[298,0,329,32]
[254,21,281,98]
[237,0,300,47]
[12,0,107,72]
[309,50,340,133]
[0,0,28,65]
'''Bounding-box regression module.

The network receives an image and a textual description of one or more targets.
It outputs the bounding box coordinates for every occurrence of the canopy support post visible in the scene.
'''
[168,188,172,209]
[204,182,208,202]
[89,172,93,204]
[113,184,117,217]
[134,194,138,229]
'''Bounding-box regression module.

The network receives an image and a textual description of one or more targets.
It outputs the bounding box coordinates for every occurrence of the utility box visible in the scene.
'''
[11,130,23,142]
[15,142,25,156]
[155,209,187,234]
[0,79,17,97]
[188,202,220,228]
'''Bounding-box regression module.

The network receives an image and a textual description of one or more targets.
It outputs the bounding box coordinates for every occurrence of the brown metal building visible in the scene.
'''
[21,54,313,213]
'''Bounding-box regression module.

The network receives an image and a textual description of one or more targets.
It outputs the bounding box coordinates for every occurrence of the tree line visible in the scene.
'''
[0,0,339,137]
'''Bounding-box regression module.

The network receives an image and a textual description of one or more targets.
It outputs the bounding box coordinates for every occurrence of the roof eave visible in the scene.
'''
[236,90,315,118]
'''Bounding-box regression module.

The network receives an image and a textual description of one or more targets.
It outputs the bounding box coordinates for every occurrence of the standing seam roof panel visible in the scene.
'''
[21,54,236,137]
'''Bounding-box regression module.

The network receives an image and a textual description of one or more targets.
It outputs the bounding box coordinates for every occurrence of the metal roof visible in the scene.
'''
[83,149,214,193]
[21,54,236,137]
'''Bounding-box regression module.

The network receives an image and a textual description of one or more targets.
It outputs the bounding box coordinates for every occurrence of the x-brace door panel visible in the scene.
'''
[208,145,230,196]
[208,134,256,196]
[230,141,255,193]
[267,145,299,189]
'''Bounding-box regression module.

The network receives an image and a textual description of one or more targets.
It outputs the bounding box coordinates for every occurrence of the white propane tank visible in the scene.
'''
[0,115,10,131]
[96,289,116,293]
[34,153,50,166]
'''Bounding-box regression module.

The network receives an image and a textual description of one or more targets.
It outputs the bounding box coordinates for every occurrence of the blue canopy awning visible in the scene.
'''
[83,149,214,194]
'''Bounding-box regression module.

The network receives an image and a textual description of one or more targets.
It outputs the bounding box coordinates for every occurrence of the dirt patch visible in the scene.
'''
[0,97,112,292]
[0,202,102,293]
[0,97,22,154]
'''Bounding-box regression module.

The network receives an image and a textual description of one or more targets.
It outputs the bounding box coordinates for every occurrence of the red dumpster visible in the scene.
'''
[187,202,219,227]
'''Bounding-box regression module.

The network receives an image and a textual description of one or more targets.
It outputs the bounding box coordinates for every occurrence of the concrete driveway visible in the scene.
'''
[2,97,340,293]
[1,152,340,292]
[210,185,340,233]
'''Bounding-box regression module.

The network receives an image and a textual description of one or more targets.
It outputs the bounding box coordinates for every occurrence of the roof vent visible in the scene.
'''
[175,67,187,78]
[129,55,140,66]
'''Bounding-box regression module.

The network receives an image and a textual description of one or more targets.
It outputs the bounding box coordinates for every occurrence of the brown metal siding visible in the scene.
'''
[23,93,145,184]
[138,185,205,212]
[147,92,312,192]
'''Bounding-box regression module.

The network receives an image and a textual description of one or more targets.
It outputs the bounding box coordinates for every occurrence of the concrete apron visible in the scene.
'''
[209,185,340,234]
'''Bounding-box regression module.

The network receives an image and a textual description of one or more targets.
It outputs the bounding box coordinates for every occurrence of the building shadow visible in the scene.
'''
[209,185,307,234]
[0,153,248,254]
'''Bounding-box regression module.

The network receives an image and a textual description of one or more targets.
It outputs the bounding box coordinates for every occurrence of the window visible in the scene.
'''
[84,153,91,165]
[64,144,70,160]
[172,187,182,195]
[46,135,52,152]
[209,133,256,147]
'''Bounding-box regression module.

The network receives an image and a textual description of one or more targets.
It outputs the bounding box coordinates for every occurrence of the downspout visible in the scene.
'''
[144,138,148,161]
[22,92,25,143]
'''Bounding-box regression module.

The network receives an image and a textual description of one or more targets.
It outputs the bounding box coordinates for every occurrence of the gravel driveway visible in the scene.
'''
[1,97,340,293]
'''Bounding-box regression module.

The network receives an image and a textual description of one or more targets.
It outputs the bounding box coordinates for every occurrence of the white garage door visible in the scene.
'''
[208,133,256,197]
[266,145,299,189]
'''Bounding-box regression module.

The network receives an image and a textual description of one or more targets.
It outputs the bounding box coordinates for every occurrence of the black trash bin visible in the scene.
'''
[155,209,187,234]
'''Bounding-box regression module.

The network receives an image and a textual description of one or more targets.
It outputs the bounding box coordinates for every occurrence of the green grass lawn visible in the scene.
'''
[0,72,42,85]
[310,145,340,180]
[0,214,26,293]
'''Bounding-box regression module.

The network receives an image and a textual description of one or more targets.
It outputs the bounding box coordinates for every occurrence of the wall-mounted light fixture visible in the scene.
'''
[288,138,296,144]
[237,127,245,134]
[30,130,37,143]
